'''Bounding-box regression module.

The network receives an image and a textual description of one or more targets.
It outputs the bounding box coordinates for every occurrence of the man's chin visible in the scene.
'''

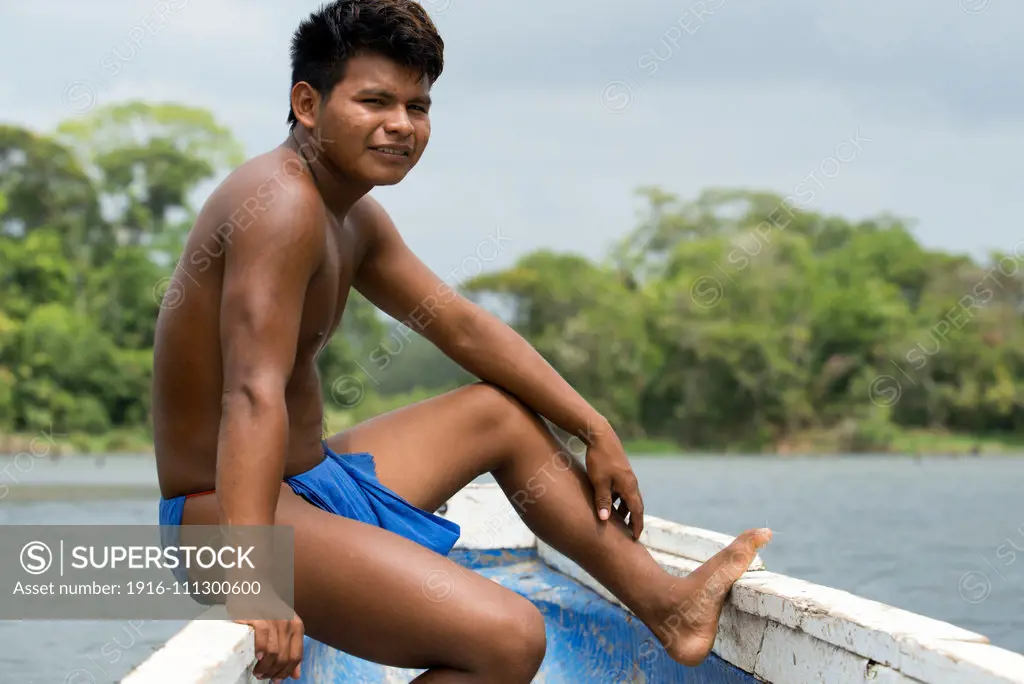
[364,169,410,186]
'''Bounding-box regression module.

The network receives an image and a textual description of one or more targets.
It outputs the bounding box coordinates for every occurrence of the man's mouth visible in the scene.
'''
[370,146,411,157]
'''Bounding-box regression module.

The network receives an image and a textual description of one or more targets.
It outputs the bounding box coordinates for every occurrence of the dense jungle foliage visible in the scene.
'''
[2,102,1022,453]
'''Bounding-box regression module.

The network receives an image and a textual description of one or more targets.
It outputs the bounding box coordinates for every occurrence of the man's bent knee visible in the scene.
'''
[465,382,538,433]
[477,599,547,680]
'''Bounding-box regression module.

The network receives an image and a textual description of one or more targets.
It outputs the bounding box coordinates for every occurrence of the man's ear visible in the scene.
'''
[290,82,322,130]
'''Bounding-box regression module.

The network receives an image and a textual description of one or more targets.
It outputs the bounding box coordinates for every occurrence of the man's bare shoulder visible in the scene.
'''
[346,193,386,227]
[345,193,399,246]
[199,145,325,244]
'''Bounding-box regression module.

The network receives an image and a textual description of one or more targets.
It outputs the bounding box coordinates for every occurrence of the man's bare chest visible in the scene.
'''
[299,218,363,356]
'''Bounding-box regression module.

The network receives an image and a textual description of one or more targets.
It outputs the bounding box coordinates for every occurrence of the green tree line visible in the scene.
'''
[2,102,1022,452]
[464,189,1024,451]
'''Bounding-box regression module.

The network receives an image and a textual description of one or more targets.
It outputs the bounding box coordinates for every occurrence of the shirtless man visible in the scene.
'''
[151,1,771,681]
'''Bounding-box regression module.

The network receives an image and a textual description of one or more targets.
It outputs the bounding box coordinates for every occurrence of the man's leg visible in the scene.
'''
[182,485,547,683]
[329,382,771,666]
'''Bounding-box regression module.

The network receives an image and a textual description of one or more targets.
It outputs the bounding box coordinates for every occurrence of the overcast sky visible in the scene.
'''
[2,0,1021,279]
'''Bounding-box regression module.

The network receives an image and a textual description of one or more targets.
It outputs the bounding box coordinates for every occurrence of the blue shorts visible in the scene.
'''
[158,444,462,586]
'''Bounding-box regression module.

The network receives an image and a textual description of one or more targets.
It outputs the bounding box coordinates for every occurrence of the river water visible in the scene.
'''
[0,454,1021,682]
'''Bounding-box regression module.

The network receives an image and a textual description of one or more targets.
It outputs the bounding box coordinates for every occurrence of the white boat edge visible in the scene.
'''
[122,483,1024,684]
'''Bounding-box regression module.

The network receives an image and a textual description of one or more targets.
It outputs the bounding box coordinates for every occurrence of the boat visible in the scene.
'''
[124,483,1024,683]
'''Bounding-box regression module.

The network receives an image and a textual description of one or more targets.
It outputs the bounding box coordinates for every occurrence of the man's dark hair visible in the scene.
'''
[287,0,444,129]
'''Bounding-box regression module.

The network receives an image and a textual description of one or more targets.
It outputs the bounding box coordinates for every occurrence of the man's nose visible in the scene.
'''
[383,109,415,137]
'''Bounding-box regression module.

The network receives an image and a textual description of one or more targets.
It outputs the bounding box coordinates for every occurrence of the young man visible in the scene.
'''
[151,1,771,681]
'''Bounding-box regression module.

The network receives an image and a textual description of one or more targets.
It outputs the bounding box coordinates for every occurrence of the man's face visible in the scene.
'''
[315,52,432,187]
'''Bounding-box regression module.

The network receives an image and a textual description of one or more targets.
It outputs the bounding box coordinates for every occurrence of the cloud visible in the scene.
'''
[434,1,1024,126]
[1,0,1022,273]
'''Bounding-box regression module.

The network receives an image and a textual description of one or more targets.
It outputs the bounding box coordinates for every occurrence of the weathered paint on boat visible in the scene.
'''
[124,484,1024,684]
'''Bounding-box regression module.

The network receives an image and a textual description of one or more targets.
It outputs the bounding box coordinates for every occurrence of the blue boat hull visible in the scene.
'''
[296,548,758,683]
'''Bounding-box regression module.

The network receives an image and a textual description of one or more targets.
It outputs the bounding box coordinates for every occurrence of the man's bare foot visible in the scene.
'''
[644,528,772,667]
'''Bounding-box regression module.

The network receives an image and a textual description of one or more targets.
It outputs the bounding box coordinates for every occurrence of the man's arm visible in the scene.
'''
[351,196,604,440]
[351,197,644,536]
[215,184,324,528]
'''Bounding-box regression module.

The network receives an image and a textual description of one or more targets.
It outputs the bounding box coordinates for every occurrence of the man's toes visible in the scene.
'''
[737,528,772,550]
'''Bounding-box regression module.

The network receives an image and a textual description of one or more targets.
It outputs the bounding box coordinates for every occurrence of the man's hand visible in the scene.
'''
[585,428,645,540]
[230,592,305,681]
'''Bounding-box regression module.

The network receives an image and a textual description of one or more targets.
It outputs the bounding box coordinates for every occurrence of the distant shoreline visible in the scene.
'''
[2,426,1022,458]
[621,429,1024,456]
